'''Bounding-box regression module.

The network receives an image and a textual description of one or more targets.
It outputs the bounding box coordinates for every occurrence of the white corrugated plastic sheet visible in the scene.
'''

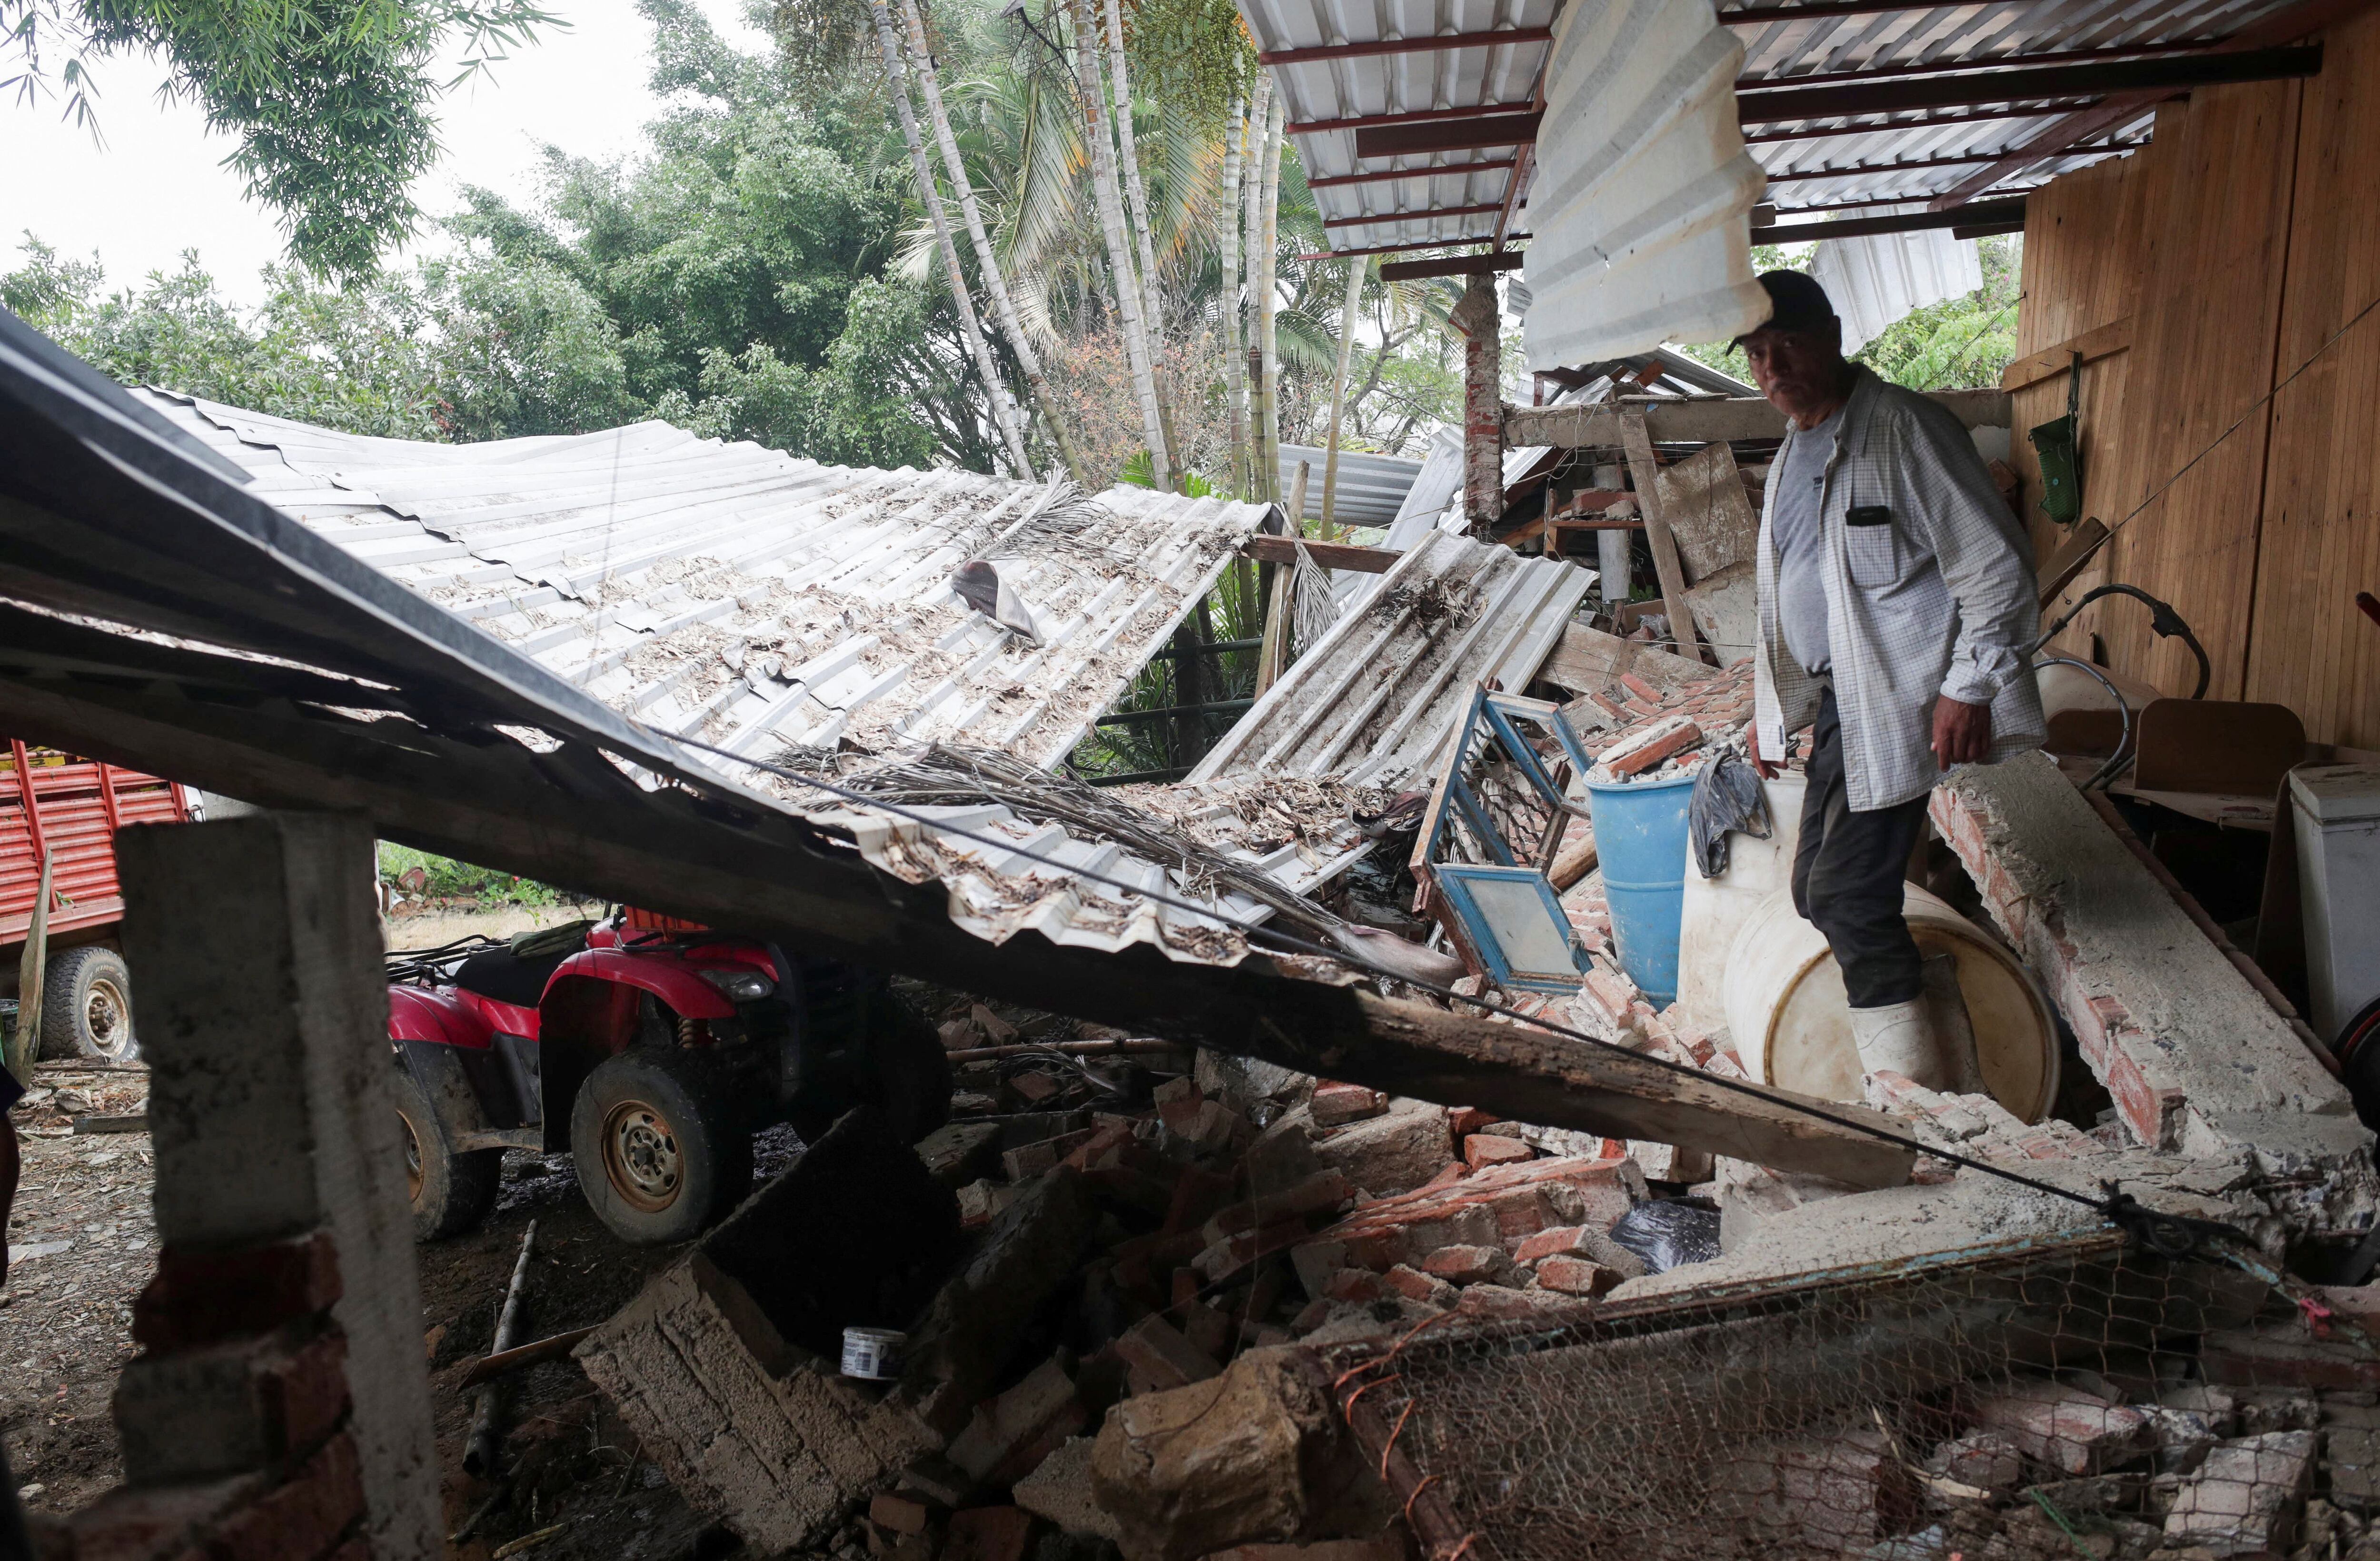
[1189,529,1591,786]
[137,392,1269,773]
[1809,222,1985,355]
[1520,0,1769,369]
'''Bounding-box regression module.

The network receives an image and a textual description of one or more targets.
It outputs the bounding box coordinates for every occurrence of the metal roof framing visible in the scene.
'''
[1243,0,2348,315]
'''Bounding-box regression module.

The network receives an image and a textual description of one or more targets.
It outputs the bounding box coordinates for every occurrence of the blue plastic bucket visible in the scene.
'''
[1581,770,1699,1006]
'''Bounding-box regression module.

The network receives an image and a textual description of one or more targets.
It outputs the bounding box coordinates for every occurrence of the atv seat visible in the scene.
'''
[453,945,577,1011]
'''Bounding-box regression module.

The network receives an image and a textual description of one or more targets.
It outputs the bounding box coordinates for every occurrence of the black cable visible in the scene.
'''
[653,726,2151,1222]
[2027,584,2211,699]
[2033,655,2135,792]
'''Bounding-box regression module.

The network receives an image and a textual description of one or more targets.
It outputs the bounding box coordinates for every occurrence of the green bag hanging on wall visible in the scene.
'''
[2029,351,2085,527]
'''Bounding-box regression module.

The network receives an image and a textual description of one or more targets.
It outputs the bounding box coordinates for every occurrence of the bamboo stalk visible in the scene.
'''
[1320,254,1367,538]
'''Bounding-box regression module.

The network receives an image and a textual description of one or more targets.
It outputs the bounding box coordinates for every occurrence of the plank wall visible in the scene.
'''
[2011,5,2380,746]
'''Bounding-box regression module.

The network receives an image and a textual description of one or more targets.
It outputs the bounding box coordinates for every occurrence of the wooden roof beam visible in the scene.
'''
[1379,250,1527,281]
[1737,45,2319,121]
[1306,159,1516,189]
[1751,196,2028,241]
[1321,201,1508,229]
[1353,112,1543,159]
[1927,0,2378,209]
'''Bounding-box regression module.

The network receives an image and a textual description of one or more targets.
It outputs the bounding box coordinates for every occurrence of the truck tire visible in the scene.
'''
[571,1051,753,1246]
[393,1066,501,1241]
[39,946,137,1062]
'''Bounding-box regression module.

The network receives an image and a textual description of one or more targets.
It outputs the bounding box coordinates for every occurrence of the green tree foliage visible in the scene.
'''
[3,0,561,279]
[1672,235,2022,392]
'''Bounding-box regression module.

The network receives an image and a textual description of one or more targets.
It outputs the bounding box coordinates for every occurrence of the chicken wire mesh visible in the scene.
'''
[1312,1228,2380,1561]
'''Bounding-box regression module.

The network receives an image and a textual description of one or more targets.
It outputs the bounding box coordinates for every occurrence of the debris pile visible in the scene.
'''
[579,1036,1795,1560]
[1562,659,1755,785]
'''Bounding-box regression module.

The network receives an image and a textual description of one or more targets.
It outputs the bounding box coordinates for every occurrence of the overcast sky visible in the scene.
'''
[1,1,768,306]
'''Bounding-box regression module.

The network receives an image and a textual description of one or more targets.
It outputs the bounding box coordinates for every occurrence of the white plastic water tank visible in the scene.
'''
[2290,762,2380,1043]
[1676,774,2058,1120]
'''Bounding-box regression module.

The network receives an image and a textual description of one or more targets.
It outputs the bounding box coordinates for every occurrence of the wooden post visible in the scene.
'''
[8,847,51,1075]
[1621,412,1709,666]
[1452,271,1503,538]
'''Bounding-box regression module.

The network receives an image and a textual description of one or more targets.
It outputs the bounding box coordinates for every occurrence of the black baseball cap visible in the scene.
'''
[1732,269,1839,345]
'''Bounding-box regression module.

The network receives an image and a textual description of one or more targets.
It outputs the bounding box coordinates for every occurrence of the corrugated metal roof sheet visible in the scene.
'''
[135,391,1271,773]
[1241,0,1557,250]
[1189,528,1591,785]
[98,389,1411,966]
[1520,0,1767,368]
[1277,444,1426,527]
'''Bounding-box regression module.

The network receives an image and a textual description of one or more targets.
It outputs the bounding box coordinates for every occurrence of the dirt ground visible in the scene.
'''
[5,888,793,1561]
[3,1055,807,1560]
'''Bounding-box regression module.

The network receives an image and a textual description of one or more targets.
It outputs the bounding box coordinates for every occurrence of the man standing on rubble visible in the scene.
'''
[1741,269,2044,1089]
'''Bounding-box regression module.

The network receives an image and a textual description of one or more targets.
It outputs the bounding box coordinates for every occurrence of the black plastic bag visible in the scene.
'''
[1609,1199,1723,1273]
[1689,748,1772,879]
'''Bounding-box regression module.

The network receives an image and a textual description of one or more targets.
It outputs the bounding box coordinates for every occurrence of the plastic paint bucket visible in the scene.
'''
[1582,770,1700,1006]
[840,1326,906,1381]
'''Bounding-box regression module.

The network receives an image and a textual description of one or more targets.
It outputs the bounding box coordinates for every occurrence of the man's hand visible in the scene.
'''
[1748,723,1780,780]
[1931,695,1993,770]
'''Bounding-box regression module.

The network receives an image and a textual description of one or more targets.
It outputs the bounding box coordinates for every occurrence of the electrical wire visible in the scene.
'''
[2033,655,2135,792]
[654,725,2165,1224]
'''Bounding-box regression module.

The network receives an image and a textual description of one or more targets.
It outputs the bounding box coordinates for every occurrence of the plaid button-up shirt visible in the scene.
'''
[1754,368,2046,812]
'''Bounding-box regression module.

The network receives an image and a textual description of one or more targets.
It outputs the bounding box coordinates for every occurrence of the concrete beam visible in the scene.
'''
[1503,389,2010,448]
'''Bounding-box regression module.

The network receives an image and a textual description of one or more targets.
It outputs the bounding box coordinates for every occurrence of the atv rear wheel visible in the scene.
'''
[571,1051,753,1245]
[392,1066,501,1241]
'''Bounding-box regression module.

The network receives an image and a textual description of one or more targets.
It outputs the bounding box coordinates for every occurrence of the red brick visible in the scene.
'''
[1383,1264,1457,1307]
[1463,1135,1535,1169]
[1512,1225,1597,1264]
[1309,1083,1387,1128]
[1323,1269,1388,1304]
[1161,1166,1238,1234]
[1112,1315,1219,1392]
[1418,1245,1507,1285]
[1603,716,1703,777]
[1191,1218,1309,1284]
[1581,966,1640,1027]
[1447,1106,1495,1137]
[943,1506,1036,1561]
[203,1432,362,1561]
[68,1478,262,1561]
[871,1493,934,1535]
[1060,1123,1135,1172]
[133,1234,342,1353]
[1480,1185,1560,1241]
[1617,673,1663,703]
[1202,1171,1351,1245]
[1534,1256,1619,1297]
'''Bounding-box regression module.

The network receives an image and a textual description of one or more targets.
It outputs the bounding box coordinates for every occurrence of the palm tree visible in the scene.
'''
[895,0,1092,486]
[1071,0,1171,486]
[1217,94,1250,494]
[1319,253,1367,535]
[1251,76,1283,505]
[1100,0,1167,358]
[862,0,1036,478]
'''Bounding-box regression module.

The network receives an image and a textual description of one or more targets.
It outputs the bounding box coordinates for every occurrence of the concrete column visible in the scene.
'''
[1453,271,1505,538]
[114,813,441,1561]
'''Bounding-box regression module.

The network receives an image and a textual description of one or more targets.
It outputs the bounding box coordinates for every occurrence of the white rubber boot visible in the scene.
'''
[1849,997,1952,1090]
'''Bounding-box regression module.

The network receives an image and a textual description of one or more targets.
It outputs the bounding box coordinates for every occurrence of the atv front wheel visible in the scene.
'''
[392,1066,501,1242]
[571,1051,753,1245]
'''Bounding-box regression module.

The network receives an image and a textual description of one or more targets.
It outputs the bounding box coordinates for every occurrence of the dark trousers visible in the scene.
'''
[1791,687,1931,1009]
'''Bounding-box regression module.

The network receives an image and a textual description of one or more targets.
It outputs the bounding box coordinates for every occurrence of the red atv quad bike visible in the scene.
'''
[385,907,950,1245]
